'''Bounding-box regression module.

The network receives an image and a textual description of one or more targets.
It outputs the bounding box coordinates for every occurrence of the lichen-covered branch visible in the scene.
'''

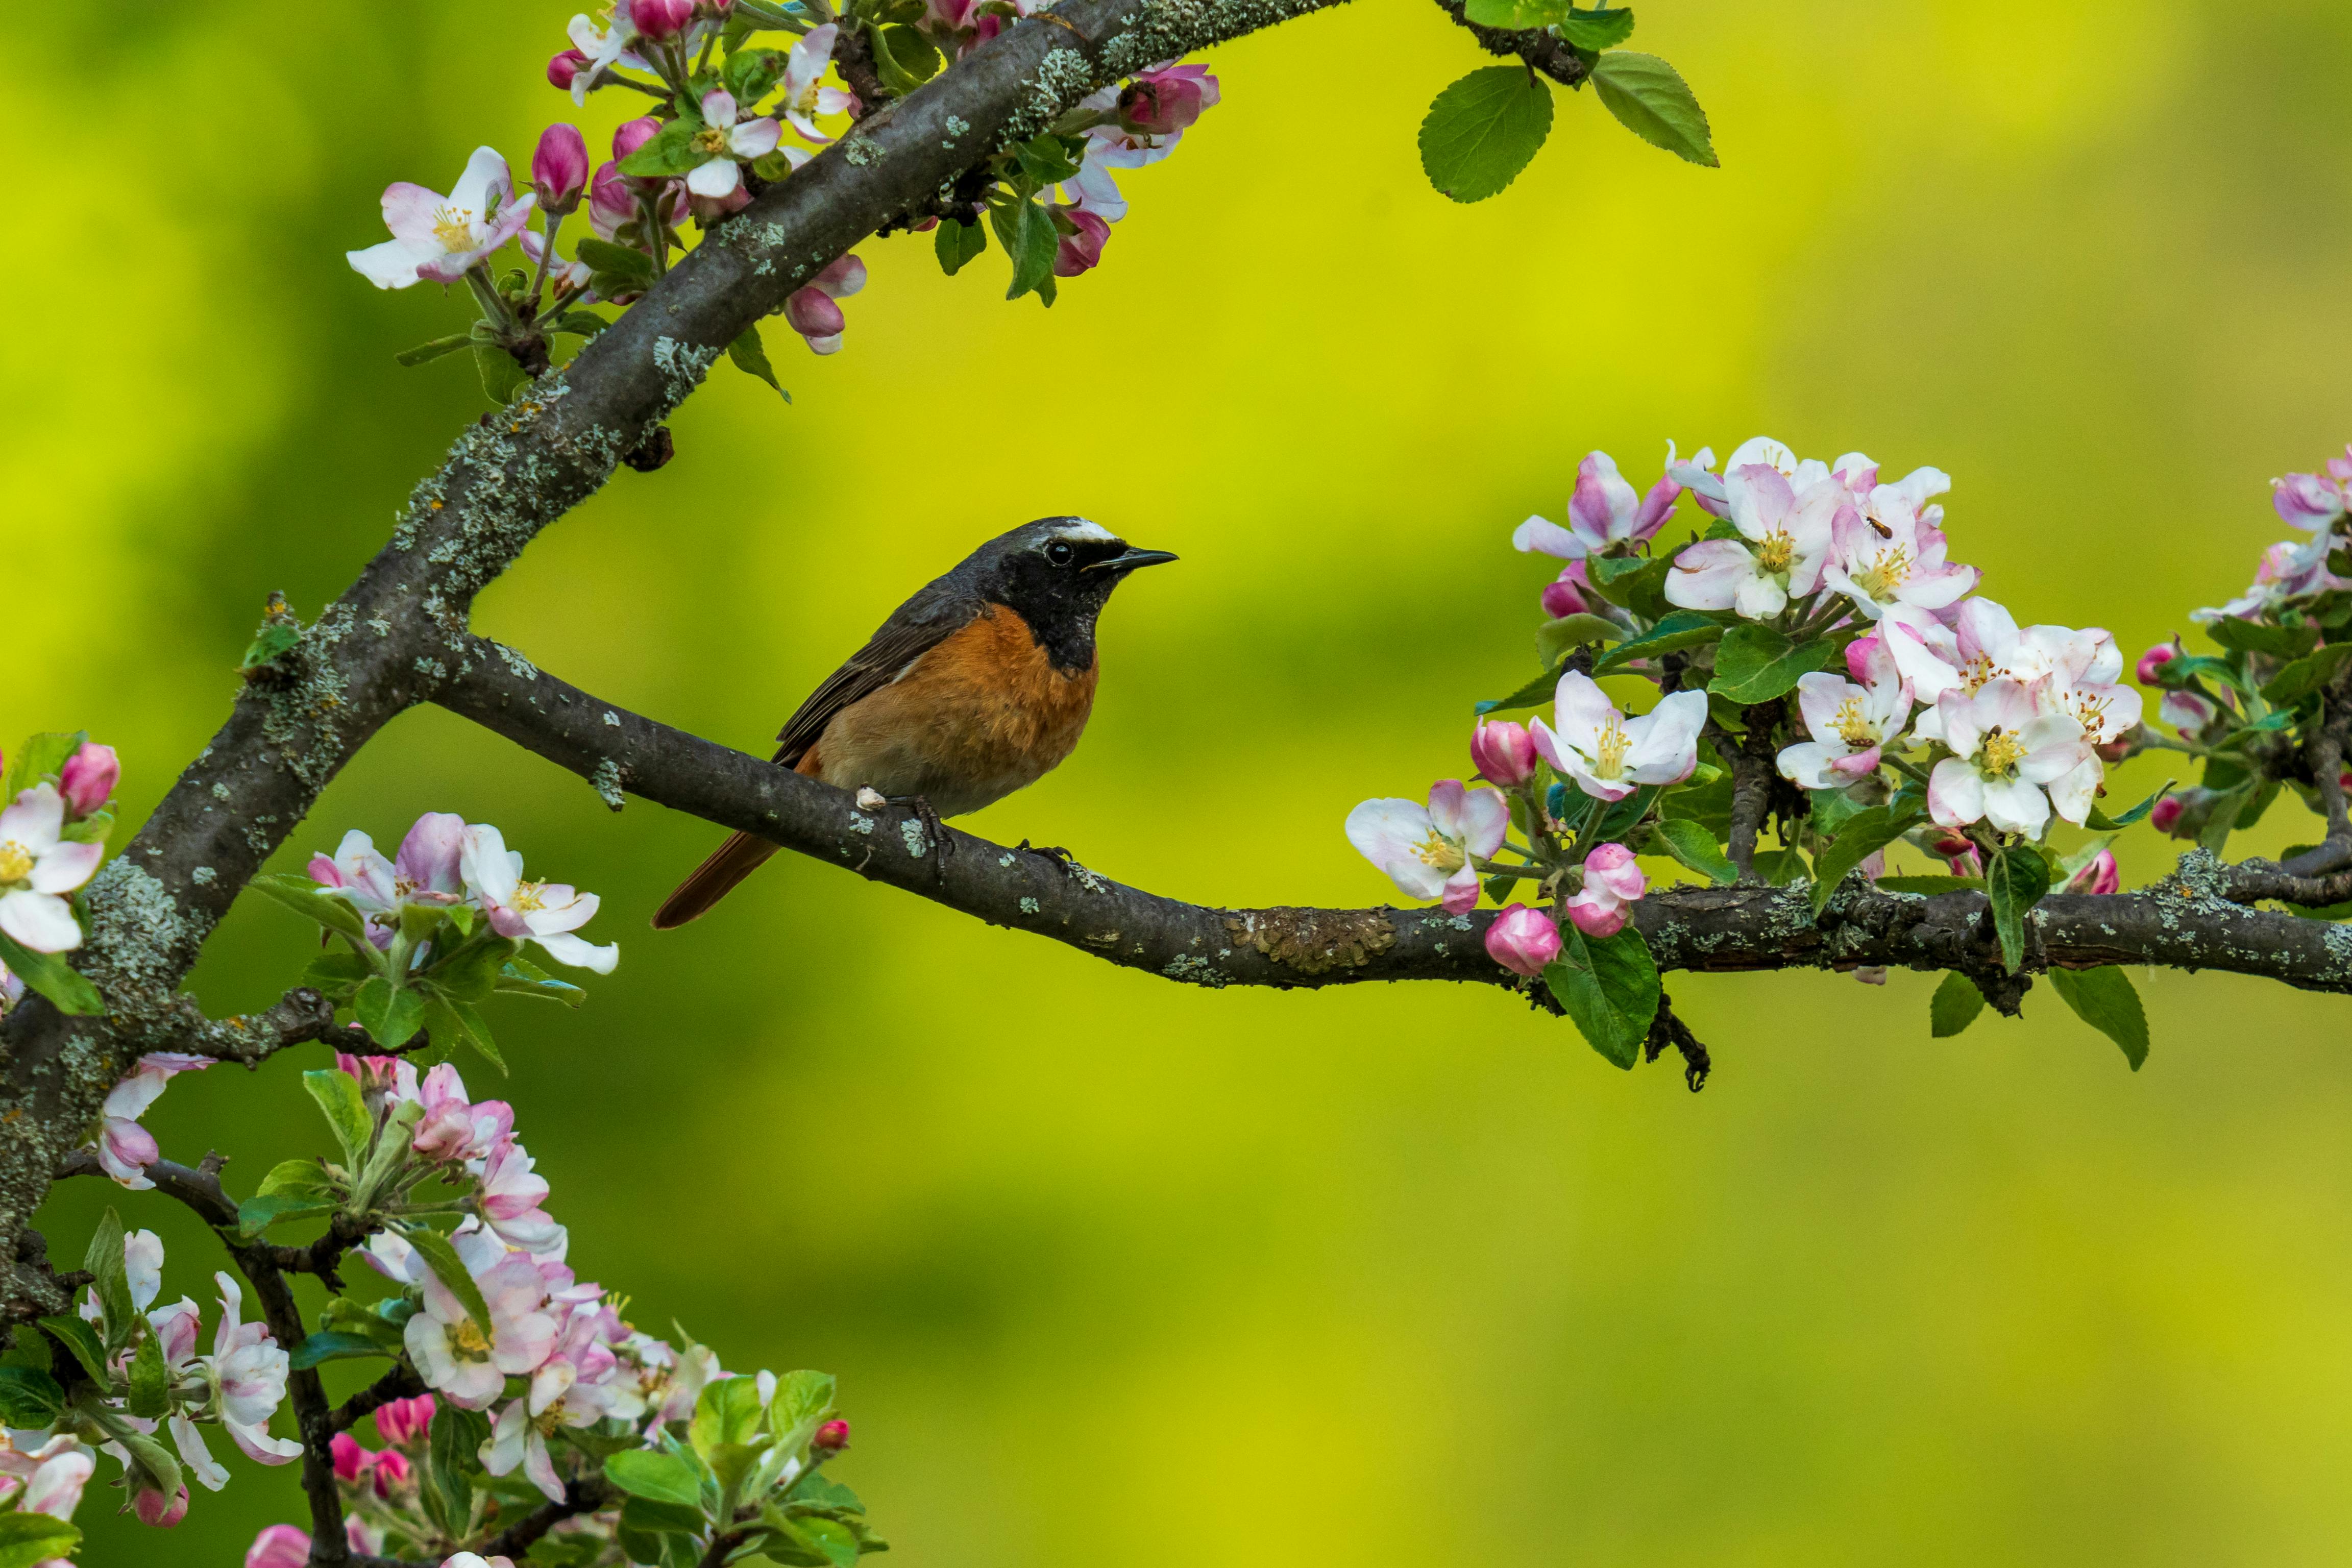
[1432,0,1596,86]
[433,640,2352,999]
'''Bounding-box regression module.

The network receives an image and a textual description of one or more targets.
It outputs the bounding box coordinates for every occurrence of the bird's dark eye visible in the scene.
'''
[1044,540,1075,567]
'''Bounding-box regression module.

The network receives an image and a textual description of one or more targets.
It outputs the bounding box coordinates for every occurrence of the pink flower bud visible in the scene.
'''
[1053,209,1111,277]
[813,1419,851,1454]
[373,1393,436,1449]
[1563,842,1646,939]
[1845,634,1884,685]
[58,742,117,818]
[2066,848,2120,896]
[2148,794,2185,835]
[246,1525,311,1568]
[330,1433,371,1483]
[547,47,590,90]
[811,254,867,298]
[2135,643,2176,684]
[532,125,591,213]
[612,117,661,164]
[1471,720,1537,788]
[370,1447,411,1498]
[1117,64,1219,136]
[630,0,697,38]
[2273,471,2347,529]
[134,1484,188,1528]
[785,285,846,341]
[1564,893,1628,939]
[1484,904,1561,978]
[1540,561,1596,619]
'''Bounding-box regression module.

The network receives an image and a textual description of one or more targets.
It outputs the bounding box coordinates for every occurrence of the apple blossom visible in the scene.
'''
[0,783,103,952]
[1776,640,1912,789]
[785,254,867,354]
[564,9,650,104]
[1514,450,1682,562]
[203,1271,303,1467]
[1540,560,1600,619]
[0,1434,94,1521]
[630,0,696,39]
[460,823,619,973]
[1564,843,1646,939]
[348,148,537,290]
[520,229,594,299]
[2272,467,2347,531]
[246,1526,311,1568]
[375,1392,436,1449]
[1662,440,1725,516]
[1820,469,1976,621]
[478,1138,567,1254]
[814,1418,852,1453]
[2136,642,2176,684]
[58,741,117,818]
[1484,904,1562,977]
[547,47,591,90]
[1662,461,1840,619]
[2160,689,2220,734]
[412,1064,515,1163]
[1471,718,1538,788]
[532,124,591,213]
[404,1243,559,1408]
[2067,847,2121,895]
[1926,678,2096,837]
[444,1555,519,1568]
[1345,781,1509,913]
[134,1480,190,1527]
[684,88,782,199]
[92,1052,212,1189]
[1532,672,1707,802]
[2148,794,2186,835]
[780,25,857,142]
[1118,63,1221,135]
[331,1432,372,1483]
[1050,163,1124,278]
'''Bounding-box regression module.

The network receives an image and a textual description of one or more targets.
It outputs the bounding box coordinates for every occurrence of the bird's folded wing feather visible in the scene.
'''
[773,582,978,766]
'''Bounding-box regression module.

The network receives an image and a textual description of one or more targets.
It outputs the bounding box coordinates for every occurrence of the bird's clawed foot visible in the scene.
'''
[1015,839,1078,867]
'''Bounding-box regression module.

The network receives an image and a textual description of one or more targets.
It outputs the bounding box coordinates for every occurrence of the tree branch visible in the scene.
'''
[331,1364,427,1436]
[432,640,2352,998]
[1432,0,1596,86]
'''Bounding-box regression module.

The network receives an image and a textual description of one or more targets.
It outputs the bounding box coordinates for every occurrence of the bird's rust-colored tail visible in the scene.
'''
[652,832,777,929]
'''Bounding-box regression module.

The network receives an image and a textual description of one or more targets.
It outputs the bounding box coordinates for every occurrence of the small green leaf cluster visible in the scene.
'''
[1420,7,1715,205]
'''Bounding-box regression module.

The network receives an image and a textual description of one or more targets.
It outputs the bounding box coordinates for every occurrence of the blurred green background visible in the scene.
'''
[17,0,2352,1562]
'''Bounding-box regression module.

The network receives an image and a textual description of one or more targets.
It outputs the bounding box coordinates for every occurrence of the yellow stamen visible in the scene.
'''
[0,843,30,885]
[1853,545,1912,601]
[1756,530,1795,575]
[1959,653,1998,696]
[431,205,476,253]
[1979,727,2026,775]
[1594,718,1629,778]
[512,879,547,913]
[452,1318,490,1355]
[1831,699,1878,750]
[1411,831,1464,874]
[693,127,729,156]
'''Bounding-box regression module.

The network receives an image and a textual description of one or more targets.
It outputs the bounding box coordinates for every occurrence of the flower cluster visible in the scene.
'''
[0,736,116,957]
[1349,435,2183,1064]
[350,3,1225,399]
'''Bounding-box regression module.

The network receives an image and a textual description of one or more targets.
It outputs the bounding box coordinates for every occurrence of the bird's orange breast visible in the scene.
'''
[802,604,1099,817]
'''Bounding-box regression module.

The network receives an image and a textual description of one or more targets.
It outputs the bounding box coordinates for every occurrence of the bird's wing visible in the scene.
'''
[773,582,979,767]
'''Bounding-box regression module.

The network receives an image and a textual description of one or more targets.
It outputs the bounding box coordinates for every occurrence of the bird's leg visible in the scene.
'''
[1015,838,1077,867]
[888,795,951,877]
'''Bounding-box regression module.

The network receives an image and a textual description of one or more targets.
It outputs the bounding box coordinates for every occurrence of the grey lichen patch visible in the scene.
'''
[1019,897,1041,914]
[651,337,720,414]
[592,759,626,812]
[413,656,449,681]
[495,643,540,681]
[848,813,875,836]
[80,861,195,1029]
[602,711,622,728]
[1062,860,1109,894]
[900,820,929,857]
[840,132,882,166]
[997,852,1016,867]
[191,867,216,886]
[1000,46,1098,144]
[1226,908,1395,975]
[210,783,231,802]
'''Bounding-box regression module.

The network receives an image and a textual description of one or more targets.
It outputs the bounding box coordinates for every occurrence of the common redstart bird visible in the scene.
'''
[651,517,1177,928]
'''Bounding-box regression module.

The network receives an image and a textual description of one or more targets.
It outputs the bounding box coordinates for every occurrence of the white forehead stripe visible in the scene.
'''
[1051,519,1116,543]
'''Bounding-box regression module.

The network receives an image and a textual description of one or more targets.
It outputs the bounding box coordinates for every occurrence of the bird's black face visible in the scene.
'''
[979,518,1177,672]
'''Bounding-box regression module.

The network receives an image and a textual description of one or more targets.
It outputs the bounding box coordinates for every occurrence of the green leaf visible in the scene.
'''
[289,1331,392,1371]
[1589,51,1718,167]
[1544,926,1659,1068]
[2259,642,2352,706]
[621,1494,709,1538]
[934,216,987,275]
[1929,971,1985,1037]
[2085,783,2173,832]
[728,325,792,401]
[1751,845,1811,887]
[2045,966,2149,1069]
[1418,66,1555,203]
[619,117,709,178]
[1010,133,1082,186]
[550,309,611,338]
[1709,624,1833,704]
[83,1207,131,1348]
[258,1158,337,1197]
[1986,844,2050,973]
[1536,614,1624,665]
[693,1373,768,1457]
[1651,818,1736,885]
[0,931,103,1016]
[2206,617,2316,659]
[768,1368,837,1451]
[1475,665,1564,715]
[126,1330,170,1417]
[1583,783,1659,848]
[496,955,587,1007]
[2197,781,2255,857]
[475,342,530,406]
[1877,875,1984,895]
[403,1228,492,1332]
[724,44,789,100]
[425,1401,485,1535]
[0,1511,81,1568]
[420,992,505,1072]
[1585,554,1677,620]
[1592,610,1723,674]
[421,936,513,1002]
[1557,5,1636,47]
[351,975,425,1050]
[36,1316,106,1384]
[988,198,1057,303]
[113,1428,182,1510]
[396,333,475,367]
[248,871,378,948]
[0,1366,64,1428]
[1809,804,1919,914]
[606,1448,708,1509]
[577,238,657,284]
[236,1193,335,1241]
[1460,0,1571,26]
[303,1067,373,1163]
[2,733,84,801]
[239,622,302,672]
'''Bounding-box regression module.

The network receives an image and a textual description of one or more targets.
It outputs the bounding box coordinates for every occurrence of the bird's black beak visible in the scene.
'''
[1089,547,1179,574]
